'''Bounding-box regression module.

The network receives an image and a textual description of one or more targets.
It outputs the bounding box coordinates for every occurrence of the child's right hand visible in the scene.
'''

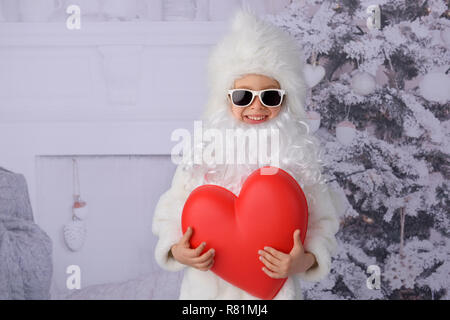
[170,226,215,271]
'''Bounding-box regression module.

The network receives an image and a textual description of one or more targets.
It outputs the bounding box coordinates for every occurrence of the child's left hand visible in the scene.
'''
[258,229,316,279]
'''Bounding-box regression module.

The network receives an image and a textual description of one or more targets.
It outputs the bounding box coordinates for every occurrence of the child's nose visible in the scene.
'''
[249,97,265,109]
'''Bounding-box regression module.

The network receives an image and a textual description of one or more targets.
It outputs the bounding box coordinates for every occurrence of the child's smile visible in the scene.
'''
[243,114,269,124]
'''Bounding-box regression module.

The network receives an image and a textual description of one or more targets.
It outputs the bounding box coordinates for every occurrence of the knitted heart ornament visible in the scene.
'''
[63,219,87,252]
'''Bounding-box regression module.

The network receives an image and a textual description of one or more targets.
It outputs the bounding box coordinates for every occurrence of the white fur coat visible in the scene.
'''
[152,164,340,300]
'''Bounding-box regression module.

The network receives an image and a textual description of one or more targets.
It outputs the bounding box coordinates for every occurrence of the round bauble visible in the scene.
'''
[351,72,376,95]
[419,72,450,103]
[336,120,356,146]
[306,111,321,134]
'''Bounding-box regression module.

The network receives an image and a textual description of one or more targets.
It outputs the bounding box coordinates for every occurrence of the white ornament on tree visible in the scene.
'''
[419,72,450,103]
[306,110,321,134]
[336,120,356,146]
[351,71,376,95]
[303,63,326,88]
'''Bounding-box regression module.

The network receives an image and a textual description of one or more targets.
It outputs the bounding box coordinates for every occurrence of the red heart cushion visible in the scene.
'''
[181,166,308,300]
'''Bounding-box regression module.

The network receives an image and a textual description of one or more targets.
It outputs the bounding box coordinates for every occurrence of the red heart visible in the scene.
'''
[181,166,308,300]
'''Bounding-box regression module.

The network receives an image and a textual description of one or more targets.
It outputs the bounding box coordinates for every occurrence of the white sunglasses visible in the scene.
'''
[227,89,286,108]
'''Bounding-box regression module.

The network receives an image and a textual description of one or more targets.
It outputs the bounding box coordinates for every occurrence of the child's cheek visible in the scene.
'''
[268,107,281,119]
[231,105,245,122]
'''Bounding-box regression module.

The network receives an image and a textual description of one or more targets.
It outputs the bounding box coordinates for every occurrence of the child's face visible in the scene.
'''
[229,74,283,124]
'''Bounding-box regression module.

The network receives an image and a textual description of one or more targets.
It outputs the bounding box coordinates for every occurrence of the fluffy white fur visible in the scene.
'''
[203,8,308,121]
[152,8,340,300]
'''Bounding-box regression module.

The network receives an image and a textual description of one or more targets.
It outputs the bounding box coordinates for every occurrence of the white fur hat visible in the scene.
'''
[202,8,308,120]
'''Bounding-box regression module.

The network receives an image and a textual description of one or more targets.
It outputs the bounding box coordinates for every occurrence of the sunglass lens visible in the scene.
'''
[261,90,282,106]
[232,90,253,106]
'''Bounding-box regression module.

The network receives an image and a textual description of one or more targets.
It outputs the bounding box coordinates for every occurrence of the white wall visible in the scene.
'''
[0,0,291,299]
[0,21,215,298]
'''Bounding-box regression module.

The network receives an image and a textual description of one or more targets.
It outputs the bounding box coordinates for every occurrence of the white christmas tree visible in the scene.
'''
[266,0,449,299]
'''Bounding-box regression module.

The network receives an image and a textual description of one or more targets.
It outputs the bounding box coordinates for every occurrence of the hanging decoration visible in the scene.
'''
[303,51,326,88]
[63,158,88,252]
[63,219,87,252]
[418,72,450,103]
[336,105,356,145]
[336,120,356,145]
[366,5,381,31]
[306,110,321,134]
[351,70,376,95]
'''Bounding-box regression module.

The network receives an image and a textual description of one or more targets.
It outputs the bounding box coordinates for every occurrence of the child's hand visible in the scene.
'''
[170,226,215,271]
[258,229,316,279]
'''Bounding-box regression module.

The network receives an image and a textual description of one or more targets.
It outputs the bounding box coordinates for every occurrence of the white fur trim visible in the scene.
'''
[179,267,303,300]
[153,217,186,272]
[297,184,340,282]
[152,165,192,272]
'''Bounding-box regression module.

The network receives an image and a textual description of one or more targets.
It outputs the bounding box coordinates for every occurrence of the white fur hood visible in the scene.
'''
[203,8,308,121]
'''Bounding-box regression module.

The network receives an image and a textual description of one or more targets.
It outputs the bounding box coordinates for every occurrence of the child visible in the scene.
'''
[152,9,340,300]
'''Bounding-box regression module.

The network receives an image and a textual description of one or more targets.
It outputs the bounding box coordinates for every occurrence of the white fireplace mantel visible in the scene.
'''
[0,21,226,122]
[0,21,227,223]
[0,21,228,46]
